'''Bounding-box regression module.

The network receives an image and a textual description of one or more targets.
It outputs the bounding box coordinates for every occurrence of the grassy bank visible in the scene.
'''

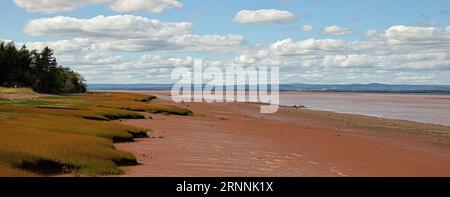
[0,88,192,176]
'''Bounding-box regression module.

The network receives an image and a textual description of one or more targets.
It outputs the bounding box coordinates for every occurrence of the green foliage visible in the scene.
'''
[0,41,86,94]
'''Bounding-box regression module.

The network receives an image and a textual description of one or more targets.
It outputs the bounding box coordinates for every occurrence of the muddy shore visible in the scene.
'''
[115,91,450,177]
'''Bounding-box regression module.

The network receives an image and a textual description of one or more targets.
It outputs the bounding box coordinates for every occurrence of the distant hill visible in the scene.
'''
[88,83,450,93]
[280,83,450,93]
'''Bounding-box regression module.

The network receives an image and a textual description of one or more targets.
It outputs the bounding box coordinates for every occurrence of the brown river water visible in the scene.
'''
[280,92,450,126]
[137,91,450,126]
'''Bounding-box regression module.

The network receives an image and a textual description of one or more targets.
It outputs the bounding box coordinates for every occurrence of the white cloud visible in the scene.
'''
[24,15,247,54]
[302,24,313,32]
[25,38,93,53]
[14,0,182,14]
[233,9,296,24]
[321,25,357,36]
[76,54,196,83]
[15,24,450,84]
[110,54,193,70]
[228,25,450,84]
[14,0,107,14]
[24,15,192,38]
[364,29,381,40]
[385,25,450,46]
[266,37,450,70]
[90,34,246,53]
[110,0,182,13]
[24,35,246,54]
[269,38,374,56]
[166,34,247,52]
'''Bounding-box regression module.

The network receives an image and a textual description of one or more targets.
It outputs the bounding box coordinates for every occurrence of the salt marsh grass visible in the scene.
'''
[0,88,191,176]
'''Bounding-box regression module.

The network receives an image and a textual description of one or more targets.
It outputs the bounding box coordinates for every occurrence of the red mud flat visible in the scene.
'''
[115,92,450,177]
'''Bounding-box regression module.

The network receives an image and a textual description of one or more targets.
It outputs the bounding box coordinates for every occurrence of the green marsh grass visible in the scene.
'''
[0,89,191,176]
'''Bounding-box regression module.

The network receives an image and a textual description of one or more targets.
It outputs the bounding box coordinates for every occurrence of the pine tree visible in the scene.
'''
[0,41,86,93]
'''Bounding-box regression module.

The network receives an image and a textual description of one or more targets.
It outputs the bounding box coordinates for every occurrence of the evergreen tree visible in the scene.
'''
[0,41,87,93]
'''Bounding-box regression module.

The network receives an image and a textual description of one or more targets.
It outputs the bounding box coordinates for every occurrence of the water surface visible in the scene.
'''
[281,92,450,126]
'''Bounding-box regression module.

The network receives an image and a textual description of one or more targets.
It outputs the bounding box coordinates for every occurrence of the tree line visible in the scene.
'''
[0,41,86,93]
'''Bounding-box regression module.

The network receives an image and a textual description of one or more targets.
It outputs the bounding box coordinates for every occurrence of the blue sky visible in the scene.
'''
[1,0,450,84]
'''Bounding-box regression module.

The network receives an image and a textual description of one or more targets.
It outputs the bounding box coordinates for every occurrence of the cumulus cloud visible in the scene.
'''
[385,25,450,46]
[25,38,93,53]
[166,34,247,52]
[110,54,193,71]
[233,9,296,24]
[269,38,376,56]
[321,25,357,36]
[75,54,196,83]
[110,0,182,13]
[14,0,107,14]
[23,15,247,53]
[364,29,382,40]
[276,26,449,69]
[89,34,246,53]
[24,15,192,38]
[14,0,182,14]
[24,35,246,54]
[17,24,450,84]
[302,24,313,32]
[223,25,450,84]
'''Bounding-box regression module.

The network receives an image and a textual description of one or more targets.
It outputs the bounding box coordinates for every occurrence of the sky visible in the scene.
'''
[0,0,449,84]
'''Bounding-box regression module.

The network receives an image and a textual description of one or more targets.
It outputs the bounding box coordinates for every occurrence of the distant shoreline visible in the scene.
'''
[91,89,450,96]
[103,90,450,126]
[87,83,450,94]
